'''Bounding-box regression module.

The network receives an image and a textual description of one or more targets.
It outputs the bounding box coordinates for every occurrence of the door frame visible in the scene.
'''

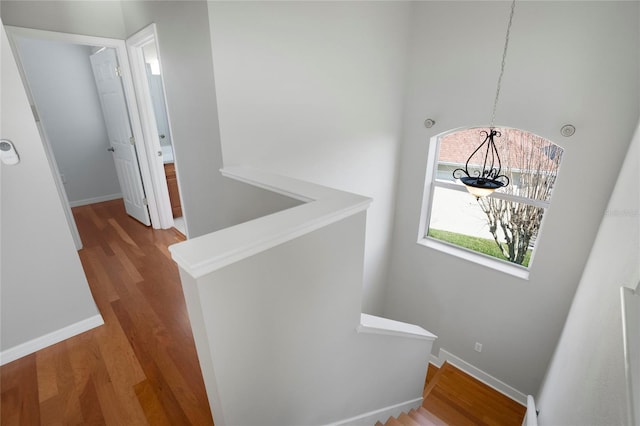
[126,23,175,230]
[5,25,168,247]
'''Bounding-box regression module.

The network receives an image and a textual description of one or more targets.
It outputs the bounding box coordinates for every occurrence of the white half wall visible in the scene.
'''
[170,169,435,425]
[13,37,122,205]
[207,1,411,314]
[384,0,639,396]
[536,121,640,425]
[1,19,102,358]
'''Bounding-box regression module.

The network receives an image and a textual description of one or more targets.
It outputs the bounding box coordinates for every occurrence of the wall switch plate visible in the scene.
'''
[474,342,483,352]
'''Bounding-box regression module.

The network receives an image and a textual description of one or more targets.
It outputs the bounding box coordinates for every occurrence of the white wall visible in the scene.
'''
[176,210,432,425]
[121,1,304,237]
[0,1,299,363]
[207,1,411,314]
[0,0,126,39]
[536,122,640,425]
[2,1,291,239]
[14,37,121,205]
[384,1,639,395]
[1,19,101,355]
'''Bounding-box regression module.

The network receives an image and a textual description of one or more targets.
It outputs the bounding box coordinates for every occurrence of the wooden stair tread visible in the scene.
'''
[409,408,433,425]
[422,362,526,425]
[417,406,448,425]
[423,363,447,398]
[398,412,421,426]
[385,416,404,426]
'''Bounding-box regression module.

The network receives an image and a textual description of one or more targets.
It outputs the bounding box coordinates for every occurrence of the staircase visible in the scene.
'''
[376,362,527,426]
[376,407,446,426]
[376,362,444,426]
[170,168,436,426]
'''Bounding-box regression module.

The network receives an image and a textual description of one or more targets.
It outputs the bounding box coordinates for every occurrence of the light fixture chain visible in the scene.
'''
[490,0,516,128]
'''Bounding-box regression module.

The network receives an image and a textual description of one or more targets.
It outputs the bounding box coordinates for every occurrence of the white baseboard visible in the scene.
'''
[0,314,104,365]
[429,353,442,367]
[436,348,527,405]
[68,193,122,207]
[329,397,423,426]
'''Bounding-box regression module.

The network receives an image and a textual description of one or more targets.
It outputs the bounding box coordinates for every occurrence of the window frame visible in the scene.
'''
[417,128,561,279]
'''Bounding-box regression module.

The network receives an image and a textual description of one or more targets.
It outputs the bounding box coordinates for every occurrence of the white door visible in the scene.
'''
[90,48,151,226]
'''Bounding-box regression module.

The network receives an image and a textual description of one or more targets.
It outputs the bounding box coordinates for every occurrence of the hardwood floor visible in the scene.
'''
[420,362,526,425]
[380,363,525,426]
[1,200,213,425]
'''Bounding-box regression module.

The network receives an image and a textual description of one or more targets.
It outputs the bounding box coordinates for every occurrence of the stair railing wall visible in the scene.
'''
[170,167,436,426]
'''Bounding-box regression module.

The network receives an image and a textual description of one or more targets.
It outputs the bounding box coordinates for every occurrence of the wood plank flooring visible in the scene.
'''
[420,362,526,425]
[1,199,213,425]
[380,363,525,426]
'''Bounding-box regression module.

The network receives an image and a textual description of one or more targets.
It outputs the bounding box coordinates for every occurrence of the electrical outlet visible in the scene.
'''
[474,342,483,352]
[60,174,67,184]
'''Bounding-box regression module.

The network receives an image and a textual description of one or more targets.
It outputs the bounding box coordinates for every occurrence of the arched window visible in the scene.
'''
[418,127,563,278]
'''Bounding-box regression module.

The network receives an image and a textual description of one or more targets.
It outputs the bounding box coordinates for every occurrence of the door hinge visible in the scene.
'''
[129,136,135,146]
[115,66,123,77]
[143,198,148,206]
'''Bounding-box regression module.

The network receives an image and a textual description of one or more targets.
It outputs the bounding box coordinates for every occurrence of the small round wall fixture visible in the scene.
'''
[560,124,576,137]
[424,118,436,129]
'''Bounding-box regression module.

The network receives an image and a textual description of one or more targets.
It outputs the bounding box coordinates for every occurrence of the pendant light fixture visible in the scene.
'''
[453,0,516,198]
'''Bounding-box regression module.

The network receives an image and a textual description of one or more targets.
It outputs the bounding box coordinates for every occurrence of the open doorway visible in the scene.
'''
[126,24,185,235]
[6,26,184,247]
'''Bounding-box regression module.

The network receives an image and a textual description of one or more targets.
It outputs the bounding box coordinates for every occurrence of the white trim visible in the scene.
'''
[429,354,442,367]
[357,314,437,341]
[220,167,315,203]
[169,167,371,279]
[126,23,175,230]
[327,397,423,426]
[0,315,104,366]
[434,179,551,210]
[524,395,539,426]
[436,348,527,405]
[620,286,639,426]
[68,193,122,207]
[418,237,530,280]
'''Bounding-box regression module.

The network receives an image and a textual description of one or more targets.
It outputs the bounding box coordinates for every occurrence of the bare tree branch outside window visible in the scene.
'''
[476,129,563,265]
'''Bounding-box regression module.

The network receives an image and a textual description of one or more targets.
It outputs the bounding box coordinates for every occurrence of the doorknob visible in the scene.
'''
[107,147,115,152]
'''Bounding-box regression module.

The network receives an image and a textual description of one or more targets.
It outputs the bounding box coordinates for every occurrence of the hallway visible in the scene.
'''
[1,200,212,424]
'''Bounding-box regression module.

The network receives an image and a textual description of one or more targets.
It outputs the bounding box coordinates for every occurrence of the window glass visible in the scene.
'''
[422,128,563,270]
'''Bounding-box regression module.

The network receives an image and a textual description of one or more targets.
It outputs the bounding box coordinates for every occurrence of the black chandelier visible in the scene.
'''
[453,0,516,198]
[453,129,509,198]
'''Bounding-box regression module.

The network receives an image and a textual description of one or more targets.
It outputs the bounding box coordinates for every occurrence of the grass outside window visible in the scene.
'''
[428,228,532,267]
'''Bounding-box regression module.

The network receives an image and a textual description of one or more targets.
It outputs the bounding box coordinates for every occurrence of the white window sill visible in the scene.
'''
[417,237,530,280]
